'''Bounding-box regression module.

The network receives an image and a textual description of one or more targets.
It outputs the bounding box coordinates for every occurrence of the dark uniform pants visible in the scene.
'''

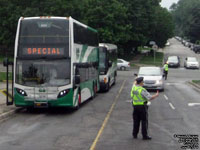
[163,70,168,80]
[132,105,148,137]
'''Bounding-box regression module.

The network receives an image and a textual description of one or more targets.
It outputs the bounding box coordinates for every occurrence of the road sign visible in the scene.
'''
[149,41,156,45]
[152,44,158,50]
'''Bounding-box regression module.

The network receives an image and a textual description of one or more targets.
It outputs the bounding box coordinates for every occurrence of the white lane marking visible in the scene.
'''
[169,103,175,110]
[164,94,168,101]
[188,103,200,107]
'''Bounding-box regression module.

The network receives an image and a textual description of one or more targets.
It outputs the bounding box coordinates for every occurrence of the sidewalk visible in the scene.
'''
[0,82,16,121]
[0,63,12,72]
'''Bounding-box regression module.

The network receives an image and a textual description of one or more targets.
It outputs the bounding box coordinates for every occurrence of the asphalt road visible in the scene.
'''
[0,38,200,150]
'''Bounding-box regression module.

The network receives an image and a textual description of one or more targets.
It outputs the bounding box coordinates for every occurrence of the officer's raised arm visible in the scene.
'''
[149,90,159,101]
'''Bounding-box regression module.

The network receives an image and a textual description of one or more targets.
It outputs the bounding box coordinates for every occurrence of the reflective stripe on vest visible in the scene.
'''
[164,64,168,71]
[131,86,147,105]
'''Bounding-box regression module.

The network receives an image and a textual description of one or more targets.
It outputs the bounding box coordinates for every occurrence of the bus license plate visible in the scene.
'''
[34,102,48,108]
[38,94,47,100]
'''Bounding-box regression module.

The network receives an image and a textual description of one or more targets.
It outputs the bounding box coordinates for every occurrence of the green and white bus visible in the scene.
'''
[4,16,99,109]
[99,43,117,91]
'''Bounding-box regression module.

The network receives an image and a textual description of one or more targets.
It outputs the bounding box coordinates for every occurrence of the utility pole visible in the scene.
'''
[149,41,158,65]
[152,44,158,64]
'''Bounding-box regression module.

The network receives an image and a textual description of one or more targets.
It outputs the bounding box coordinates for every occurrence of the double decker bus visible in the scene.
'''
[4,16,99,109]
[99,43,117,91]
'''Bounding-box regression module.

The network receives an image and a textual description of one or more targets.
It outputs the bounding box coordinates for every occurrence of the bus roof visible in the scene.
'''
[99,43,117,50]
[20,16,98,33]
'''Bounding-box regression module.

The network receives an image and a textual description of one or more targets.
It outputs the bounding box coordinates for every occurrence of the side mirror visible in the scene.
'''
[108,61,112,67]
[75,75,80,85]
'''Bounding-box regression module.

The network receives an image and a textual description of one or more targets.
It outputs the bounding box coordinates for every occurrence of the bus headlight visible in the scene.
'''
[16,88,27,96]
[57,89,70,98]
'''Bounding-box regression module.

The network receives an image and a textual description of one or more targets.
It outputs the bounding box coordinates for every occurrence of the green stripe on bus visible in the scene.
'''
[87,27,98,33]
[80,45,88,62]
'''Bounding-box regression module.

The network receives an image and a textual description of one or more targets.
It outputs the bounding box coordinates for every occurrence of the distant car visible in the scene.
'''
[165,41,170,46]
[117,59,130,70]
[136,67,164,91]
[184,57,199,69]
[187,42,193,48]
[167,56,180,68]
[193,45,200,53]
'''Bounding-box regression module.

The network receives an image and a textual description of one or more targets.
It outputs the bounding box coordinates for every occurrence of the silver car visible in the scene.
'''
[184,57,199,69]
[136,67,164,91]
[117,59,130,70]
[167,56,180,68]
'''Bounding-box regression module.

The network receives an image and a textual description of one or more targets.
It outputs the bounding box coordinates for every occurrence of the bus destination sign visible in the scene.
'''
[22,48,65,56]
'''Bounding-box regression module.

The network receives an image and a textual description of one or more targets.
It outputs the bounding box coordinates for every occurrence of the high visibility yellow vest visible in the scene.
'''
[164,64,168,71]
[131,86,147,105]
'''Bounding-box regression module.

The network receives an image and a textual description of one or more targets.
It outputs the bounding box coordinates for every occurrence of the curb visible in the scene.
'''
[188,81,200,92]
[0,109,16,121]
[0,107,24,122]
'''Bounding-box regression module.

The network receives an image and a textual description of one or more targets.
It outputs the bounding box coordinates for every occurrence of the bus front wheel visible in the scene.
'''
[106,80,110,92]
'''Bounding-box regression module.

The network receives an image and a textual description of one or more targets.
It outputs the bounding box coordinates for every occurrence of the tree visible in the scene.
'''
[171,0,200,43]
[152,7,174,47]
[81,0,132,55]
[0,0,175,56]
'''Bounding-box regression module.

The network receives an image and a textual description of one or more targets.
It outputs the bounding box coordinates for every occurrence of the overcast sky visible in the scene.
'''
[160,0,179,10]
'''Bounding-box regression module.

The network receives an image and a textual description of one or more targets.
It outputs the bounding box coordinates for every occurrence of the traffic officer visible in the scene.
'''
[163,61,168,80]
[131,77,159,140]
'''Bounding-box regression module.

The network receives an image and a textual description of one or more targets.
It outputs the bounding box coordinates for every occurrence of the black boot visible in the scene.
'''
[143,136,152,140]
[133,134,137,139]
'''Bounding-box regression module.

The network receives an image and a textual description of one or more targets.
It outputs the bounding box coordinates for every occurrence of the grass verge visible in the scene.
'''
[139,52,164,66]
[0,72,12,82]
[0,56,14,63]
[192,80,200,85]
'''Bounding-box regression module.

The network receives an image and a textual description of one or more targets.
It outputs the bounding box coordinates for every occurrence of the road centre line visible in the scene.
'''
[163,94,175,110]
[169,102,175,110]
[90,80,126,150]
[164,94,168,101]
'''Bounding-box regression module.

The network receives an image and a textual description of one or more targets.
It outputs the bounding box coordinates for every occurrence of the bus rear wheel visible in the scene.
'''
[92,83,97,99]
[74,92,81,110]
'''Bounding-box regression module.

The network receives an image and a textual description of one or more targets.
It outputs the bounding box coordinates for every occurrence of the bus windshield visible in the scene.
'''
[99,47,107,68]
[16,59,71,87]
[18,19,69,58]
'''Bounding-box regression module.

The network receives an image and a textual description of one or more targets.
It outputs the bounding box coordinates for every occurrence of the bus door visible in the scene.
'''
[3,58,14,105]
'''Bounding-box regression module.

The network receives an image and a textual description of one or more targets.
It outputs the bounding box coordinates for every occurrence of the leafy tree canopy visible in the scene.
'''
[0,0,174,56]
[171,0,200,43]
